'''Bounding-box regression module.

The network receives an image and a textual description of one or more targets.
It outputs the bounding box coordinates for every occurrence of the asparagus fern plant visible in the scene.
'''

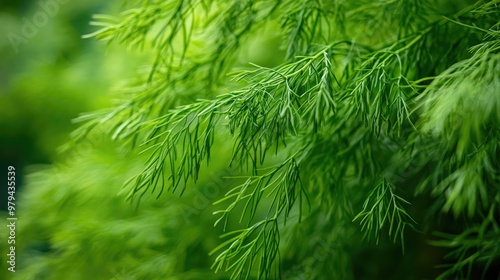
[66,0,499,278]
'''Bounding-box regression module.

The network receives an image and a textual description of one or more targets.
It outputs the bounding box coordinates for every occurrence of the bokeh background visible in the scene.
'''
[0,1,159,278]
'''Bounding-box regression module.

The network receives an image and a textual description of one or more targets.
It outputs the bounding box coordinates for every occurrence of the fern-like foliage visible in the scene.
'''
[353,178,416,248]
[70,0,500,278]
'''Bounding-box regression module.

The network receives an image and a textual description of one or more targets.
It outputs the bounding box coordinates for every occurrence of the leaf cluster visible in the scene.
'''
[71,0,500,278]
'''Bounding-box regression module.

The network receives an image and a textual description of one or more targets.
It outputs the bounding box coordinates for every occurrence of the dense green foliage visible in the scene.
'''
[3,0,499,279]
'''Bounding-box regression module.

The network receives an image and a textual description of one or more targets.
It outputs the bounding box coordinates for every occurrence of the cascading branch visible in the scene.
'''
[74,0,500,279]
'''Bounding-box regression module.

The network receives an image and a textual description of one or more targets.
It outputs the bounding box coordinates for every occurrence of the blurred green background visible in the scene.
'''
[0,1,163,279]
[0,1,132,169]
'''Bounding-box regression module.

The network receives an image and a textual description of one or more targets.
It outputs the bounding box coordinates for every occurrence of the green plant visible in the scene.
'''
[22,0,500,279]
